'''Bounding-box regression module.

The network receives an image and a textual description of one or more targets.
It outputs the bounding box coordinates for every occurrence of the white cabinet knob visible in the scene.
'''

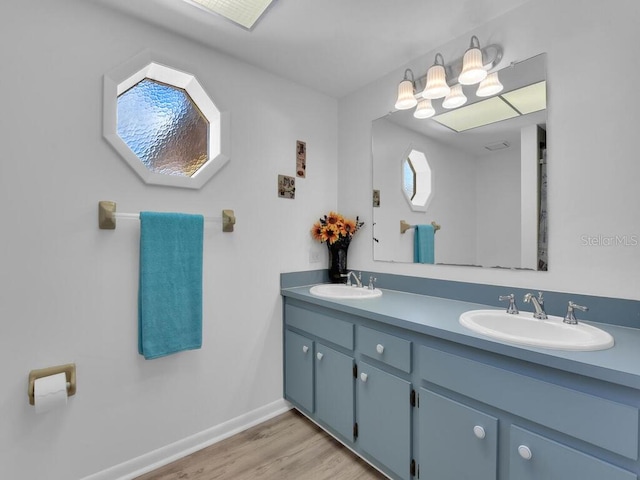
[316,352,324,361]
[302,345,309,354]
[473,425,486,439]
[518,445,533,460]
[360,372,368,382]
[376,344,385,354]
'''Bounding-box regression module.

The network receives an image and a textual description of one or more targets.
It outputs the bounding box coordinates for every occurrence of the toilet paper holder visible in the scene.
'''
[28,363,76,406]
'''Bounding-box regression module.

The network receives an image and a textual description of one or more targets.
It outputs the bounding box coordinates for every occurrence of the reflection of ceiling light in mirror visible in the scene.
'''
[433,96,519,132]
[442,84,467,109]
[502,81,547,114]
[413,99,435,119]
[458,36,488,85]
[476,72,504,97]
[422,54,450,99]
[394,69,417,110]
[185,0,276,29]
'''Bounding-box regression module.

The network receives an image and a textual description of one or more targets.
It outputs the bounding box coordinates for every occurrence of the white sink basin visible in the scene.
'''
[309,284,382,300]
[459,309,614,351]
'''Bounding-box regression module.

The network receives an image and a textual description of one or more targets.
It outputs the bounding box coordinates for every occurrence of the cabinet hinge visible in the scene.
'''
[353,422,359,439]
[410,389,418,407]
[410,459,416,477]
[353,364,357,378]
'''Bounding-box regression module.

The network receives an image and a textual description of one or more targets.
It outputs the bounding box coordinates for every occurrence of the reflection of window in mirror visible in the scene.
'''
[402,149,432,211]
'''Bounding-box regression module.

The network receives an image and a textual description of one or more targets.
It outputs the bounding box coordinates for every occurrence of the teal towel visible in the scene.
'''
[414,224,435,264]
[138,212,204,359]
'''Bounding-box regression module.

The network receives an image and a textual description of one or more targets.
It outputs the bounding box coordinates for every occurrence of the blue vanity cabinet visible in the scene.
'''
[509,425,637,480]
[284,301,356,442]
[284,329,314,413]
[357,360,412,480]
[315,342,355,441]
[419,389,498,480]
[282,288,640,480]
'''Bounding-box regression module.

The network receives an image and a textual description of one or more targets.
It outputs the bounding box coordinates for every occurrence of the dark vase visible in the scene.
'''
[327,242,349,283]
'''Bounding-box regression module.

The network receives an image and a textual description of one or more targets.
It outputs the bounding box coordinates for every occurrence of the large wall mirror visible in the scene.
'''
[372,53,547,270]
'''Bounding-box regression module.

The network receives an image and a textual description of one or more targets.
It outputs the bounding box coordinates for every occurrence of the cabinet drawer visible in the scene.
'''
[420,346,639,460]
[510,425,637,480]
[358,326,411,373]
[285,304,354,350]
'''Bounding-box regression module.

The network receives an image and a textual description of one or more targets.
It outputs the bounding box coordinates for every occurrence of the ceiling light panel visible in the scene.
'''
[502,81,547,115]
[186,0,275,29]
[433,97,519,132]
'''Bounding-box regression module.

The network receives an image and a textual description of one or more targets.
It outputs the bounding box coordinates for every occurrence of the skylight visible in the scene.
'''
[184,0,276,29]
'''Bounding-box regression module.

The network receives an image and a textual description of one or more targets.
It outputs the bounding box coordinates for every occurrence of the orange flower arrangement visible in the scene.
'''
[311,211,364,247]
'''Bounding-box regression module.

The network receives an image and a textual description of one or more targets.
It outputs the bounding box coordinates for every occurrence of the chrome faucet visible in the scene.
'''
[498,294,519,314]
[523,292,547,319]
[341,271,362,287]
[564,301,588,325]
[368,276,377,290]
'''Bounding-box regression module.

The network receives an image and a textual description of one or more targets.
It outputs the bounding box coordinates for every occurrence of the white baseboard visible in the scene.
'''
[81,399,292,480]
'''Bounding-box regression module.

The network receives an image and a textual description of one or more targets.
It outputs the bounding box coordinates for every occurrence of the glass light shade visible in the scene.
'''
[395,79,417,110]
[476,72,504,97]
[422,64,450,99]
[458,47,487,85]
[413,99,435,119]
[442,84,467,109]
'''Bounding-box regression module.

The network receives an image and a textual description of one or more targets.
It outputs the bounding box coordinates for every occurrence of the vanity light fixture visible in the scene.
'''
[421,53,450,99]
[393,37,503,119]
[442,84,467,109]
[476,71,504,97]
[413,99,436,119]
[394,69,418,110]
[458,36,488,85]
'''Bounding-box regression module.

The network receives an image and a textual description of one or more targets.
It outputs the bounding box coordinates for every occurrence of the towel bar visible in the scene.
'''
[98,201,236,232]
[400,220,441,234]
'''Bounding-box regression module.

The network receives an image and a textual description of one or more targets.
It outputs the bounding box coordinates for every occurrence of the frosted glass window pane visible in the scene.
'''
[117,79,209,177]
[403,159,416,200]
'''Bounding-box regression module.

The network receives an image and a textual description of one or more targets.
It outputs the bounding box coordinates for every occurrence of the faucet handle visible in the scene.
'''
[499,294,519,314]
[368,276,377,290]
[340,272,352,286]
[537,291,544,305]
[564,301,588,325]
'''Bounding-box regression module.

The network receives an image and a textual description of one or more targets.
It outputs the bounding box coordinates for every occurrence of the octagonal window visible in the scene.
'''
[402,149,433,211]
[104,56,229,189]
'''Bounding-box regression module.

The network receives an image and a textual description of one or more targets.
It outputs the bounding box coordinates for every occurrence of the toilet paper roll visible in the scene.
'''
[34,372,68,414]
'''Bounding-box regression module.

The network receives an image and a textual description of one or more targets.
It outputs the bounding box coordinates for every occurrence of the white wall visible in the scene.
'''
[339,0,640,301]
[475,147,521,268]
[0,1,337,479]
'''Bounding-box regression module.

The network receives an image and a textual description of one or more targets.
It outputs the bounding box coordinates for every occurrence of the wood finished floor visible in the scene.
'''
[135,409,387,480]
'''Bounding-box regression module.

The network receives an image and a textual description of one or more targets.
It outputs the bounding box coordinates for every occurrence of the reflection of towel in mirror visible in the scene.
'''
[138,212,204,359]
[414,224,435,264]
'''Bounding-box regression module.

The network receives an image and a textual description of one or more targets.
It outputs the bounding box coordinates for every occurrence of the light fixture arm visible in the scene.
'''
[403,68,415,84]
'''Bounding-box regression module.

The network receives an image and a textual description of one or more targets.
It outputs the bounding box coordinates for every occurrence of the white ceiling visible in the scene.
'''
[94,0,531,98]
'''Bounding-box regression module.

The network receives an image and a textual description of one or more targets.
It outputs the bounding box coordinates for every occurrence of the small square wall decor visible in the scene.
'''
[278,174,295,199]
[296,140,306,178]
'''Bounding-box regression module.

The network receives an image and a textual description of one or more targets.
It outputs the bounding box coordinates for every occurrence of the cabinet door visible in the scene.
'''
[419,389,498,480]
[510,426,637,480]
[284,330,314,413]
[316,342,355,441]
[357,361,412,480]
